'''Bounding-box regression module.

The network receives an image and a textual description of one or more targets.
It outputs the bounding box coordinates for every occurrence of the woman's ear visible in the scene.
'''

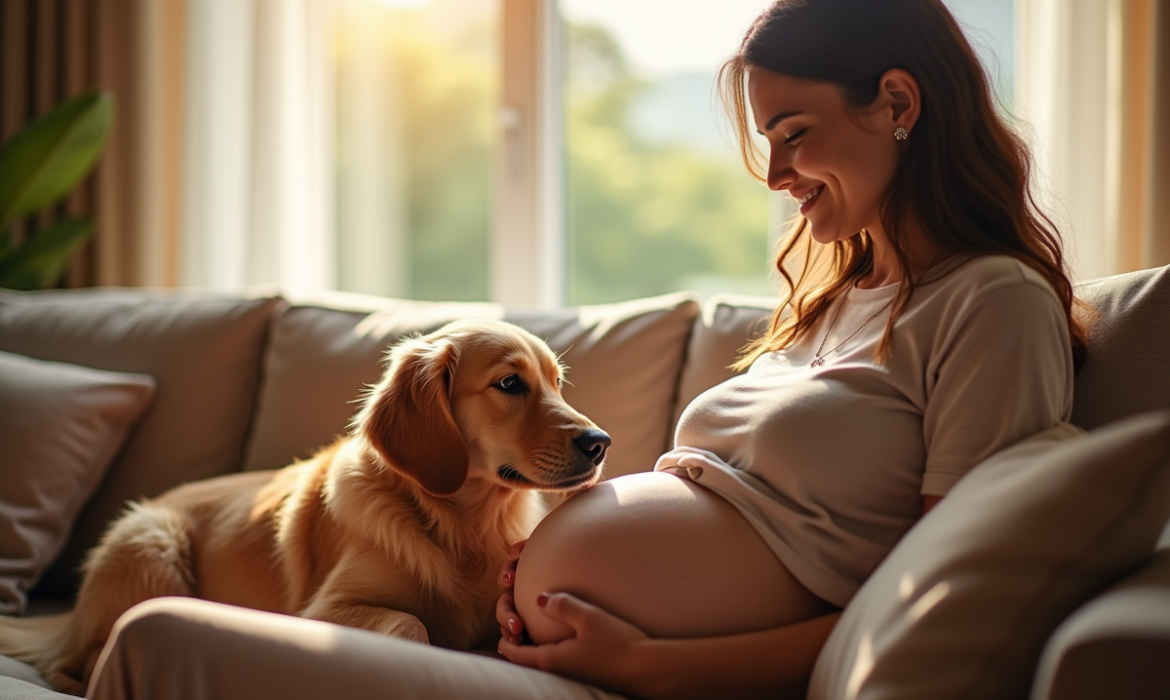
[878,68,921,135]
[354,335,469,496]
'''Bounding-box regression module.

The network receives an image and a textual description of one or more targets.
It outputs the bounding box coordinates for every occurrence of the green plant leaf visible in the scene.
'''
[0,92,113,227]
[0,217,93,290]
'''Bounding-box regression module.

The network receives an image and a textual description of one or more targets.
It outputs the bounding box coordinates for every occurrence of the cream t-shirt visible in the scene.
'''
[657,255,1074,607]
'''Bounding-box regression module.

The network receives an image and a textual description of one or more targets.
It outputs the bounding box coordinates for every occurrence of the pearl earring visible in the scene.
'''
[894,127,910,141]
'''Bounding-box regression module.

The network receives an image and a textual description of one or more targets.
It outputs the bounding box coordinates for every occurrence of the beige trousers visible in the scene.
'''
[87,598,627,700]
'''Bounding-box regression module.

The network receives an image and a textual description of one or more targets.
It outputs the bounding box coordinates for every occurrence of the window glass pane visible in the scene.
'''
[944,0,1014,109]
[335,0,497,301]
[562,0,775,305]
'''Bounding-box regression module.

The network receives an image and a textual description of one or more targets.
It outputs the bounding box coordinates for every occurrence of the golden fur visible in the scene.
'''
[0,319,608,694]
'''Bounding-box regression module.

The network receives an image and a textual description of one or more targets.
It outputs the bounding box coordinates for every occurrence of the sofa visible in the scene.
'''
[0,263,1168,699]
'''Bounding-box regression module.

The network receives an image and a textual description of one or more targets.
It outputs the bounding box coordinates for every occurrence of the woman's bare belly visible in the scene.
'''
[514,471,837,644]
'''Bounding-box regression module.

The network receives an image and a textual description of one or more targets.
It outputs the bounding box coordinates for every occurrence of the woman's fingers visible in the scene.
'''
[498,635,556,671]
[538,592,599,633]
[495,591,512,635]
[500,559,517,588]
[508,538,528,562]
[499,592,651,691]
[495,591,525,637]
[498,593,592,672]
[500,538,527,587]
[497,538,529,636]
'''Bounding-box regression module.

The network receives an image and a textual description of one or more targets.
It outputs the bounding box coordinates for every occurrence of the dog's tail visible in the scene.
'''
[0,611,74,676]
[0,501,197,694]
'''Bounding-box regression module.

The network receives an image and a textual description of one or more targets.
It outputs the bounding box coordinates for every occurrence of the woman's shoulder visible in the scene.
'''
[907,254,1064,331]
[922,254,1056,299]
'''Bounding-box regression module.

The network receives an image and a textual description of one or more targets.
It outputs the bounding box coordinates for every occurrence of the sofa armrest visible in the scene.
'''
[1031,548,1170,700]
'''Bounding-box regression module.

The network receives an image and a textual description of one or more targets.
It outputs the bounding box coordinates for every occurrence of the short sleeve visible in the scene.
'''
[921,279,1073,496]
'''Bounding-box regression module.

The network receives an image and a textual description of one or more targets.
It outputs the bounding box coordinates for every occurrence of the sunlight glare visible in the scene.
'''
[898,572,916,601]
[909,581,951,622]
[846,631,874,700]
[375,0,429,8]
[562,0,773,78]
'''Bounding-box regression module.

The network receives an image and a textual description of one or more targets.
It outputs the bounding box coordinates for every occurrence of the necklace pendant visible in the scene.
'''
[810,357,824,368]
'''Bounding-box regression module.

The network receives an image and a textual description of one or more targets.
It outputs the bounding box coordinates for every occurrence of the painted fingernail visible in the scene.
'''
[507,618,517,633]
[503,571,513,585]
[536,593,549,608]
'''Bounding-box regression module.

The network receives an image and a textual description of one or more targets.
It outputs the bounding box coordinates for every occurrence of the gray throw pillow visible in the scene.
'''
[0,351,155,615]
[0,289,280,597]
[810,412,1170,700]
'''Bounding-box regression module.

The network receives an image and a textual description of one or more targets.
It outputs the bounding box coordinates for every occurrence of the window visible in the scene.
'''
[335,0,498,301]
[945,0,1014,108]
[333,0,1016,306]
[561,0,777,304]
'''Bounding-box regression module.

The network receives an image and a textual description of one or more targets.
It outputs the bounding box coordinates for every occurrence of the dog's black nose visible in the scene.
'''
[573,429,612,467]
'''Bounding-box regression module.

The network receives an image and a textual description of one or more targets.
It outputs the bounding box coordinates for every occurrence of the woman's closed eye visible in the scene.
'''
[784,128,807,145]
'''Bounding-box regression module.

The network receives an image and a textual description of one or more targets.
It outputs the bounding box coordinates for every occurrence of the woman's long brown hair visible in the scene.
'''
[720,0,1088,371]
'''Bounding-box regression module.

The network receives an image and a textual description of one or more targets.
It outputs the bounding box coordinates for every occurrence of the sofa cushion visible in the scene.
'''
[0,289,281,598]
[243,291,700,483]
[809,411,1170,700]
[0,676,66,700]
[1072,265,1170,429]
[670,294,776,437]
[0,352,155,615]
[1030,548,1170,700]
[0,654,54,693]
[242,293,501,471]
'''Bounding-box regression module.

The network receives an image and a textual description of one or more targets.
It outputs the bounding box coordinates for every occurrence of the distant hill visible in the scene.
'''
[626,70,736,158]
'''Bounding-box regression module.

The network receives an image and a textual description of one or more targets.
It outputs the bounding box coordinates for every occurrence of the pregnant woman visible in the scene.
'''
[86,1,1085,699]
[494,1,1084,697]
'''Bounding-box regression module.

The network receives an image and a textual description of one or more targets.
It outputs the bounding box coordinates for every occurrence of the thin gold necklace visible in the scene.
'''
[810,296,894,368]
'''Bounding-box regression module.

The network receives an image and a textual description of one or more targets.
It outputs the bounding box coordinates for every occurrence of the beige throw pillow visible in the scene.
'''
[810,412,1170,700]
[0,351,155,615]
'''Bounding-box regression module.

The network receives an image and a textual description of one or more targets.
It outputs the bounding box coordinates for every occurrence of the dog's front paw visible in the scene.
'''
[383,613,429,644]
[45,668,87,697]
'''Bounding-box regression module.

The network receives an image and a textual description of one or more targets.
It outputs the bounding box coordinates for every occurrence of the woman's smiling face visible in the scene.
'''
[748,68,901,246]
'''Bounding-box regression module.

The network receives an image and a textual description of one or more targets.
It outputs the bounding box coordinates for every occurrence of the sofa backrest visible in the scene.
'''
[0,289,280,598]
[1070,265,1170,430]
[670,293,777,436]
[3,262,1166,601]
[242,291,700,486]
[669,264,1170,437]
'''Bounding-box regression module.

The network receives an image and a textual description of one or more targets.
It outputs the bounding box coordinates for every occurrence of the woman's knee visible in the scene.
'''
[106,596,201,651]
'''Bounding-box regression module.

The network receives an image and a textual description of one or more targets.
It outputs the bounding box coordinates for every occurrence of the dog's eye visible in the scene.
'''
[494,374,526,394]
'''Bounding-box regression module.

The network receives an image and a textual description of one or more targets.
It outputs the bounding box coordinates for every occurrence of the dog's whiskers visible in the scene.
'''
[499,449,597,489]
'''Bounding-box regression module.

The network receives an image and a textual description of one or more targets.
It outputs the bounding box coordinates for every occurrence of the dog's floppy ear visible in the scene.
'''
[356,335,469,496]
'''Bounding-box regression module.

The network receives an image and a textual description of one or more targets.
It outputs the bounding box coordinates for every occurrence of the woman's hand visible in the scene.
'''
[495,539,527,644]
[497,591,652,695]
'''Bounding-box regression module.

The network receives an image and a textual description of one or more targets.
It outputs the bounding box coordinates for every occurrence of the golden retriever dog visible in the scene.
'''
[0,319,609,694]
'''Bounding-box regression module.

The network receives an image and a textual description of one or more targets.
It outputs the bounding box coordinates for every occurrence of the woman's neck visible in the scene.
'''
[855,224,947,289]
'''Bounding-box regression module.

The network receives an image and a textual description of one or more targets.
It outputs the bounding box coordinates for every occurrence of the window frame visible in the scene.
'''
[494,0,564,308]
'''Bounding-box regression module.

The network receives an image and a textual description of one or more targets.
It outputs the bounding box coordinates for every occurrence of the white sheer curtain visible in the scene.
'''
[334,0,409,299]
[1016,0,1169,282]
[181,0,335,295]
